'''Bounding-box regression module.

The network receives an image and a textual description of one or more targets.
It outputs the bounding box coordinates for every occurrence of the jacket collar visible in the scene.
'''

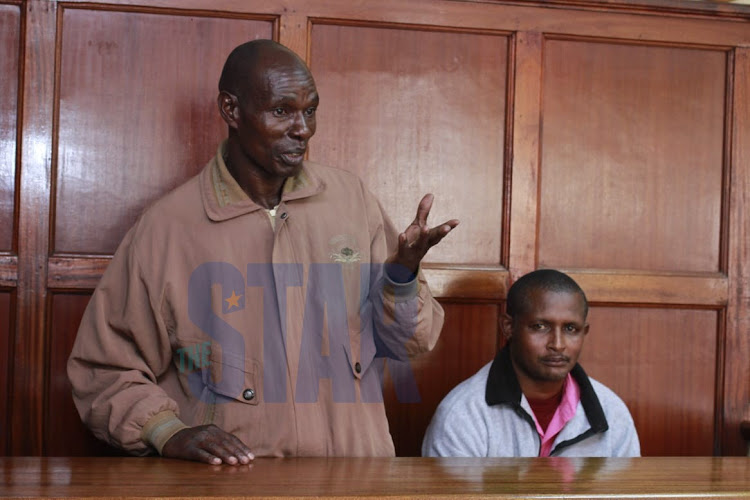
[485,345,608,433]
[201,141,326,222]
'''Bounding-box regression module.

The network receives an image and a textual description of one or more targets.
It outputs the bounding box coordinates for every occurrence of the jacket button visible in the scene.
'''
[355,362,362,374]
[280,212,288,220]
[242,388,255,401]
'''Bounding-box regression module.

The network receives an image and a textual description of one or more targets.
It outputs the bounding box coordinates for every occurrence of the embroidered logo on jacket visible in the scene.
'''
[329,235,361,263]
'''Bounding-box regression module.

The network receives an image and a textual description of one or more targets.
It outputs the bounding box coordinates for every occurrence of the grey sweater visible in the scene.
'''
[422,347,640,457]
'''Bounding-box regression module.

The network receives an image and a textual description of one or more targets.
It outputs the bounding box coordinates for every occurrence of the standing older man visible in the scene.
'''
[422,269,639,457]
[68,39,458,464]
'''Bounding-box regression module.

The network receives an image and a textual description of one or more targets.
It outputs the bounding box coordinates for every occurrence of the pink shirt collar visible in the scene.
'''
[530,373,581,457]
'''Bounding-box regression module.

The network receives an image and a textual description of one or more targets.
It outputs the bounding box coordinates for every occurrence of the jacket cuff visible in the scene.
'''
[384,271,419,302]
[142,410,189,455]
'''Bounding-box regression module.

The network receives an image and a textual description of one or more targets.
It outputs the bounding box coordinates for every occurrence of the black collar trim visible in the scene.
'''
[484,346,609,435]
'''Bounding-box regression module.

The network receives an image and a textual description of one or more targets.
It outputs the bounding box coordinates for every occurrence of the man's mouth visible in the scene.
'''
[280,150,305,166]
[541,357,569,367]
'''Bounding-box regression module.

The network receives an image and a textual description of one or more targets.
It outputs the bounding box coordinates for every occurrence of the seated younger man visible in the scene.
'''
[422,269,640,457]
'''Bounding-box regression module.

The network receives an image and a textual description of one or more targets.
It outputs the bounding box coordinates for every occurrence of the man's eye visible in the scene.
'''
[272,107,286,116]
[304,107,316,117]
[532,323,546,331]
[565,324,579,333]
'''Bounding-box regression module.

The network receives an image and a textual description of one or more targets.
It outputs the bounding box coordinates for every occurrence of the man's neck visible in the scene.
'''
[513,365,566,401]
[223,152,285,209]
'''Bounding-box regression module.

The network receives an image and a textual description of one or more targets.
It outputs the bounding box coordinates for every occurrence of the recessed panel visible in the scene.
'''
[0,291,11,454]
[539,40,725,272]
[47,293,127,455]
[310,24,508,265]
[0,5,20,252]
[580,306,717,456]
[55,9,273,254]
[384,302,499,456]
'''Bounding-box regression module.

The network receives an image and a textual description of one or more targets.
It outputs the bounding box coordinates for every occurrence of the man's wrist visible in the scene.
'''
[142,410,189,455]
[384,268,419,301]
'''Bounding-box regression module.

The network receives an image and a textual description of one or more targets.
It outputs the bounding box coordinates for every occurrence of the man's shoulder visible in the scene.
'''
[303,160,368,192]
[436,362,493,416]
[131,172,203,237]
[586,376,632,416]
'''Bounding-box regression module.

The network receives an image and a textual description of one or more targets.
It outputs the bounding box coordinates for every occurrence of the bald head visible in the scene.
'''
[219,39,312,101]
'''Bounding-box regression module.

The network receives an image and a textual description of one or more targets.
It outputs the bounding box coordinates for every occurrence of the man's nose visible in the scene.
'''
[548,329,565,351]
[289,112,313,140]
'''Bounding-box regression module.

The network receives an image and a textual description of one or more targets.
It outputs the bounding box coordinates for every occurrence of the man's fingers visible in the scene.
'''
[225,436,255,463]
[193,448,222,465]
[414,193,434,226]
[163,425,254,466]
[210,434,255,465]
[427,220,460,246]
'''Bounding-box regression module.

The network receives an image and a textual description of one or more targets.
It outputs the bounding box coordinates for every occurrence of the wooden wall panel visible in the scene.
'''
[384,302,499,457]
[54,8,273,255]
[45,293,122,456]
[5,0,750,459]
[0,291,12,455]
[0,4,20,252]
[539,39,726,273]
[725,46,750,456]
[309,24,508,265]
[580,306,718,456]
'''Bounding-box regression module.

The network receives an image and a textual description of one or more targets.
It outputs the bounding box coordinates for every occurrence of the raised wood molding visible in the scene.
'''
[54,0,750,45]
[508,31,542,281]
[423,266,510,300]
[47,258,731,306]
[47,256,111,290]
[12,0,56,455]
[565,270,729,306]
[47,256,511,300]
[725,46,750,456]
[0,255,17,288]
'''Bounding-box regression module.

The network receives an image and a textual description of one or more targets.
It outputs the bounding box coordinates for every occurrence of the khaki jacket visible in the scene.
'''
[68,144,444,457]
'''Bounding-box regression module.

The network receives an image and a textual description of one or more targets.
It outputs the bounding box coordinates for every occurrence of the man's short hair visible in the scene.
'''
[506,269,588,319]
[218,39,304,100]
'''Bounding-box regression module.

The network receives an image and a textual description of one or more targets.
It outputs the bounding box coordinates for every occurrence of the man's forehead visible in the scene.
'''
[256,66,317,100]
[522,289,586,316]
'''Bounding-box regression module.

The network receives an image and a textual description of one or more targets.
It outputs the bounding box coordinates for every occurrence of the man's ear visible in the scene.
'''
[500,313,513,342]
[218,91,240,129]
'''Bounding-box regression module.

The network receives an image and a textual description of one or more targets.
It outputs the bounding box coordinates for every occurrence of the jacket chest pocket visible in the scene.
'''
[205,347,262,406]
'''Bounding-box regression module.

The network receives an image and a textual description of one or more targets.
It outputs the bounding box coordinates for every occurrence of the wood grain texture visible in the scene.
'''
[384,302,499,456]
[47,256,110,290]
[0,292,12,455]
[2,456,750,498]
[422,266,509,300]
[46,258,510,300]
[308,23,508,265]
[5,0,750,460]
[53,8,273,254]
[725,46,750,456]
[0,4,20,252]
[13,0,57,456]
[45,293,123,456]
[539,39,726,273]
[565,270,728,306]
[508,31,542,280]
[0,254,17,288]
[581,306,719,456]
[50,0,750,44]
